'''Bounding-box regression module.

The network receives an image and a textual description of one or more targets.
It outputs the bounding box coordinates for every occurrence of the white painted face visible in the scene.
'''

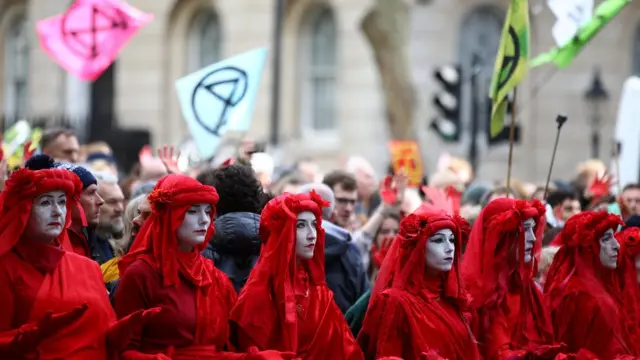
[522,219,537,264]
[425,228,455,273]
[635,254,640,284]
[28,191,67,240]
[295,211,317,260]
[176,204,212,247]
[598,229,620,269]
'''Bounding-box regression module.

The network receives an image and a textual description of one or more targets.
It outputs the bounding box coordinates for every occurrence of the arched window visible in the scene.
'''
[299,6,337,133]
[187,9,221,72]
[633,23,640,75]
[3,13,29,123]
[458,6,504,138]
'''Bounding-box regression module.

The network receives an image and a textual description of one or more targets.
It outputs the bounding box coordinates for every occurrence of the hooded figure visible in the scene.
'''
[615,226,640,354]
[546,211,638,358]
[229,192,363,359]
[357,204,480,359]
[461,198,564,359]
[0,166,115,359]
[116,175,287,359]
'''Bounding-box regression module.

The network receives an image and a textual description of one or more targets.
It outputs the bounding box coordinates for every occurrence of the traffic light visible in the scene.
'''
[487,96,521,145]
[430,65,462,142]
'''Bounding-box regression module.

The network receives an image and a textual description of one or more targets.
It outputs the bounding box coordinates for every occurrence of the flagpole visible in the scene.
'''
[505,87,518,198]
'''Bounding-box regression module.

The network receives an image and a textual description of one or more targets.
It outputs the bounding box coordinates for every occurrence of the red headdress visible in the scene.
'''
[369,204,469,308]
[119,174,219,286]
[359,200,474,357]
[229,191,328,350]
[0,167,82,256]
[545,211,629,348]
[460,198,552,345]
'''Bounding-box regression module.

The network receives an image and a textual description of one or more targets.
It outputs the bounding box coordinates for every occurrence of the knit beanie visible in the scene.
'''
[54,162,97,190]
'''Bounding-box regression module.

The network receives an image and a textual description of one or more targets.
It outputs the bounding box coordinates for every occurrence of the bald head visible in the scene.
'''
[299,183,335,220]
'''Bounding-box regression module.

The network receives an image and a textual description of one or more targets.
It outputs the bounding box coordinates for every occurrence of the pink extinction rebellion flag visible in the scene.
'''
[36,0,153,81]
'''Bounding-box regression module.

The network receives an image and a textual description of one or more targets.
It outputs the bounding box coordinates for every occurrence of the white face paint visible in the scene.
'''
[295,211,317,260]
[635,254,640,285]
[599,229,620,269]
[176,204,212,247]
[28,191,67,240]
[522,219,537,264]
[425,228,455,273]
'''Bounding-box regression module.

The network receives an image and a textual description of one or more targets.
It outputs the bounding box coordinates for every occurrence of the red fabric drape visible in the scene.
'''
[358,205,479,359]
[616,227,640,353]
[118,174,241,356]
[0,167,118,359]
[229,192,362,359]
[461,198,560,359]
[546,211,637,358]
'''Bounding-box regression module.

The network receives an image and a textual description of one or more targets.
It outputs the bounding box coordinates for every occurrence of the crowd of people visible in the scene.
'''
[1,127,640,359]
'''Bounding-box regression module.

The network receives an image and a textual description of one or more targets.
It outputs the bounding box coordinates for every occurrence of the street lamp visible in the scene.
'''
[584,67,609,159]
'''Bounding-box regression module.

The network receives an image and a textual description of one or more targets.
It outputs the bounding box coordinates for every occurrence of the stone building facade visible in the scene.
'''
[0,0,639,182]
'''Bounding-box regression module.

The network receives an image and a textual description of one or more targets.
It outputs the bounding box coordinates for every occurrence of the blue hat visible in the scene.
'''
[54,162,97,190]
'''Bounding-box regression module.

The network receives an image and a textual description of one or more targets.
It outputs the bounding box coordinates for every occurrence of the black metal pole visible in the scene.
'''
[591,117,600,158]
[270,0,285,146]
[468,54,480,173]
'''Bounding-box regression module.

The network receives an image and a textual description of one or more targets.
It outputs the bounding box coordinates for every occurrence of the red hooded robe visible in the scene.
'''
[358,205,479,360]
[616,227,640,353]
[0,167,116,359]
[461,198,563,360]
[229,192,363,359]
[116,174,251,359]
[546,211,637,358]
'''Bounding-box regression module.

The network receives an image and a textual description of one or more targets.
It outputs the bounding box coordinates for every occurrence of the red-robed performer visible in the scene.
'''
[357,202,480,359]
[116,174,291,359]
[229,192,363,359]
[461,198,564,360]
[0,165,116,359]
[546,211,639,358]
[616,225,640,355]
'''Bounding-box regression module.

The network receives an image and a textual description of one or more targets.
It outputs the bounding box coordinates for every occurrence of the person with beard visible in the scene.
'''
[101,194,148,305]
[199,164,267,293]
[25,155,113,264]
[94,171,125,249]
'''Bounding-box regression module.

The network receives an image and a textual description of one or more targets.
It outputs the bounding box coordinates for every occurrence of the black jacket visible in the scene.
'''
[323,221,370,313]
[202,212,261,293]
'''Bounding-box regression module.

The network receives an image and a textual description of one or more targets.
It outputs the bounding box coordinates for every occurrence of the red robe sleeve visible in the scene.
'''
[553,292,629,359]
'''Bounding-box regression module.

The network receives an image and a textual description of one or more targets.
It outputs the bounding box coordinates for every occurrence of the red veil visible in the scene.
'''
[358,201,479,359]
[460,198,556,359]
[229,192,361,358]
[0,167,82,256]
[615,227,640,353]
[118,174,228,346]
[546,211,635,357]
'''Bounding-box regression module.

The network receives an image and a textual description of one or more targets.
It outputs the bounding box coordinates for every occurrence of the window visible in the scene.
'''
[3,13,29,123]
[300,6,337,133]
[186,10,221,72]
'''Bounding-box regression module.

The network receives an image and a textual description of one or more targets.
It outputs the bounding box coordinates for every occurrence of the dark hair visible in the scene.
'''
[322,170,357,192]
[546,190,578,208]
[40,128,76,150]
[623,183,640,192]
[196,164,265,215]
[542,226,562,247]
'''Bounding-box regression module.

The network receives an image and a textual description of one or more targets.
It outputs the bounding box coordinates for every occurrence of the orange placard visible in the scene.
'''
[388,140,423,187]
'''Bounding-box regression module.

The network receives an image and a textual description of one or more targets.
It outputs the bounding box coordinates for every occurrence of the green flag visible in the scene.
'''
[489,0,530,139]
[532,0,631,68]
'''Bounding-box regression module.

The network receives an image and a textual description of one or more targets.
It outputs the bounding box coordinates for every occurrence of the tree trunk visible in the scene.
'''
[361,0,416,140]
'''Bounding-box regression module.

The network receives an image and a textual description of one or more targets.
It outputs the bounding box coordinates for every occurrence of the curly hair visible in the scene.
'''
[196,164,266,215]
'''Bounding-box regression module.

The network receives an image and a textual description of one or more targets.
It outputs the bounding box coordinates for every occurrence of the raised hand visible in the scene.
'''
[157,145,181,175]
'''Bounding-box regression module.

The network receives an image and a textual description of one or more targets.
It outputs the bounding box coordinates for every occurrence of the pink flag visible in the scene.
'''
[36,0,153,81]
